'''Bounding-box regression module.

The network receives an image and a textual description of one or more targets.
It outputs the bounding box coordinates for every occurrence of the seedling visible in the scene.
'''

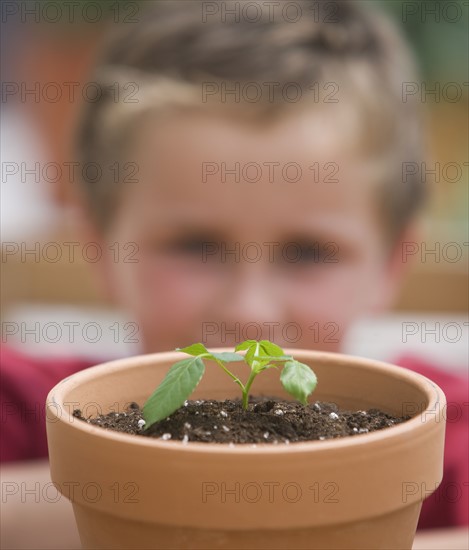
[143,340,317,429]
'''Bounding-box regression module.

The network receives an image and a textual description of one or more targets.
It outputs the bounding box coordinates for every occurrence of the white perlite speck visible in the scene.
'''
[184,422,192,430]
[161,433,172,440]
[263,432,269,439]
[274,409,284,416]
[329,412,339,420]
[222,425,230,432]
[182,434,189,444]
[220,410,228,417]
[137,419,146,428]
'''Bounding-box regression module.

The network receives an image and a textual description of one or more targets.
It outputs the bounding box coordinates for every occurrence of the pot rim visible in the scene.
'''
[46,348,445,455]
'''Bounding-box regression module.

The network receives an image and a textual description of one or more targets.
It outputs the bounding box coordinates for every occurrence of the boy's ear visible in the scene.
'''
[369,221,421,314]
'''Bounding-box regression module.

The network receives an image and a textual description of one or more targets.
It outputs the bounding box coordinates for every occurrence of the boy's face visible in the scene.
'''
[96,111,404,353]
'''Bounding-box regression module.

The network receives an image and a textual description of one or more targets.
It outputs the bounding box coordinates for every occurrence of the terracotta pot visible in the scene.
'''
[46,349,446,549]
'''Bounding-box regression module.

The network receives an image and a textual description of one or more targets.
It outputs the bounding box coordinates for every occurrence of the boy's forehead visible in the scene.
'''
[135,106,360,159]
[115,110,377,246]
[131,109,378,192]
[122,109,381,231]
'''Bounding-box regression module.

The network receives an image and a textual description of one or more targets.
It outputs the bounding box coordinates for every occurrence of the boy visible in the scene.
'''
[1,1,467,547]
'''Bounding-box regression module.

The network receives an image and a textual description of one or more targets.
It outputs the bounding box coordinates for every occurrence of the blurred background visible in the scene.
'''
[1,0,468,368]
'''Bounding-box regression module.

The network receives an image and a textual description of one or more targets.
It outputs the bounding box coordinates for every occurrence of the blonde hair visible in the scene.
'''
[76,0,425,241]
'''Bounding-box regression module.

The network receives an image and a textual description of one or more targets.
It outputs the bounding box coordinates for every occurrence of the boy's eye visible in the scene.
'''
[163,234,222,259]
[168,238,210,255]
[278,242,339,265]
[294,245,324,263]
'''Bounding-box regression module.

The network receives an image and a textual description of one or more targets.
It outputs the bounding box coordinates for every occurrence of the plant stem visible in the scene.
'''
[242,342,262,409]
[213,359,246,393]
[242,369,258,409]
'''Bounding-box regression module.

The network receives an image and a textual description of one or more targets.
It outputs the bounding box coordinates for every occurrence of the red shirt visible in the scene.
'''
[396,355,468,529]
[0,346,92,462]
[1,346,467,529]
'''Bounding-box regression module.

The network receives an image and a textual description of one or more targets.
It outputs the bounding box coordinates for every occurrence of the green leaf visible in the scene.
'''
[253,354,292,362]
[280,360,317,405]
[235,340,257,352]
[234,340,258,368]
[209,352,244,363]
[236,340,287,370]
[143,357,205,427]
[252,354,292,374]
[252,359,275,373]
[176,345,243,364]
[176,343,209,357]
[257,363,278,372]
[244,345,258,369]
[259,340,285,357]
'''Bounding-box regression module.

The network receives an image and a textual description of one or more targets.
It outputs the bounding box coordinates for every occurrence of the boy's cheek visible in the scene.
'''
[105,260,216,351]
[125,259,224,322]
[287,264,385,342]
[106,251,384,352]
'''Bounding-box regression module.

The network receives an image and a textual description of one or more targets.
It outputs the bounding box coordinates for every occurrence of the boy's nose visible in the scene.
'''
[214,264,285,343]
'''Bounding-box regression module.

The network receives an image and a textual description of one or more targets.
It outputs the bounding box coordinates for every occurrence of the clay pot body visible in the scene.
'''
[46,349,446,549]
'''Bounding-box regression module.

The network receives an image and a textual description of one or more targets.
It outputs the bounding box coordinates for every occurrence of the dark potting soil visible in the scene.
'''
[73,397,410,444]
